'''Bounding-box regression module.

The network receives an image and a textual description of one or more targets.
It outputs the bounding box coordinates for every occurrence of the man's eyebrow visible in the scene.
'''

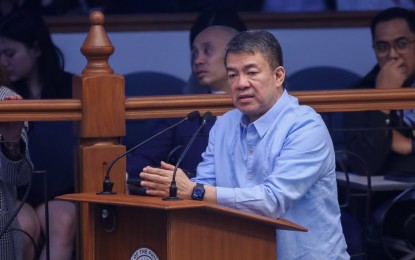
[375,36,410,43]
[226,63,259,71]
[244,64,258,70]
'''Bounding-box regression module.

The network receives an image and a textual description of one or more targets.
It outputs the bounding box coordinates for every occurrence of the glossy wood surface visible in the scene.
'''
[2,88,415,121]
[44,11,377,33]
[58,193,306,259]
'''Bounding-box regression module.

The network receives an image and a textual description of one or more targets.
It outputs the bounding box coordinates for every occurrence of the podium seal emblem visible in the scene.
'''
[130,247,159,260]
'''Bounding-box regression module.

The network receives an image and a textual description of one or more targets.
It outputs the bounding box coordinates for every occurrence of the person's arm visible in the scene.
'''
[0,123,32,186]
[0,93,32,186]
[139,119,220,202]
[140,161,218,203]
[391,130,413,155]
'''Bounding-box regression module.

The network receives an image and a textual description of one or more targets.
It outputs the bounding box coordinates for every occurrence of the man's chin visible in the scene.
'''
[198,78,211,86]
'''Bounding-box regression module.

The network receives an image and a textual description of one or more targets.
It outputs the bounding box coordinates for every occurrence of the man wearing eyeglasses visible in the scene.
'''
[344,7,415,258]
[346,7,415,176]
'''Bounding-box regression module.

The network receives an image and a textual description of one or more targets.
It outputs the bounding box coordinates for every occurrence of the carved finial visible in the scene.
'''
[90,11,105,25]
[80,11,114,76]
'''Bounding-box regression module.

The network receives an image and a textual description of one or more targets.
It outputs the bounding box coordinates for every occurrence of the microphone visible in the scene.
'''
[98,110,201,195]
[163,111,213,201]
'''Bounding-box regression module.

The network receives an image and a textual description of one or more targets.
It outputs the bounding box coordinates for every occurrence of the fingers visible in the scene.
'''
[4,95,23,100]
[160,161,175,170]
[140,166,174,196]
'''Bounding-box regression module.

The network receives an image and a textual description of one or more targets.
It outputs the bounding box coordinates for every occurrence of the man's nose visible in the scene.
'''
[235,74,250,88]
[193,53,204,65]
[388,45,400,58]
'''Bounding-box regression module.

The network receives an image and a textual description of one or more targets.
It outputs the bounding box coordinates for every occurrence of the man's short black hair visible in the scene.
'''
[371,7,415,39]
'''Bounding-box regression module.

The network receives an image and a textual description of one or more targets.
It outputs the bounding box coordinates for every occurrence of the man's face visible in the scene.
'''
[0,36,39,83]
[192,27,235,92]
[226,51,285,122]
[374,19,415,80]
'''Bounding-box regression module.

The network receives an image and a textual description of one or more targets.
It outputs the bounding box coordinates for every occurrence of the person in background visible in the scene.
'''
[346,7,415,177]
[183,6,247,94]
[139,30,349,259]
[0,74,37,259]
[126,7,246,185]
[345,7,415,258]
[0,11,75,260]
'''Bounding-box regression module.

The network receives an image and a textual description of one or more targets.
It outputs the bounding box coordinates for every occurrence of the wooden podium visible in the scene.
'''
[58,193,307,260]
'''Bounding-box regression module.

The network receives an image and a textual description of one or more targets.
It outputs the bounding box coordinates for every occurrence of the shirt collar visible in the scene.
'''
[240,89,290,138]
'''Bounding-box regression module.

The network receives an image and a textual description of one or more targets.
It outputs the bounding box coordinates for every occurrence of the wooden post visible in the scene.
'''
[73,11,126,259]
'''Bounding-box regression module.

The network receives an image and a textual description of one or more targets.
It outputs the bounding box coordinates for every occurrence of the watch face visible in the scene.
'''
[192,184,205,200]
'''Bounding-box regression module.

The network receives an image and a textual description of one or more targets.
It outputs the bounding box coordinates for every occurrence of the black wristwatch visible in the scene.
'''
[191,183,205,201]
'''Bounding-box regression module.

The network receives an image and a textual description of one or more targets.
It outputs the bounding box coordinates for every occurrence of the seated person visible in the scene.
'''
[127,7,246,182]
[0,85,37,260]
[139,30,349,259]
[345,7,415,176]
[344,7,415,257]
[0,11,75,260]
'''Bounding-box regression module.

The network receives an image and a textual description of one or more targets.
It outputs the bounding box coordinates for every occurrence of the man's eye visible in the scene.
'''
[396,39,410,49]
[228,73,236,79]
[204,47,212,55]
[374,43,389,52]
[248,71,258,76]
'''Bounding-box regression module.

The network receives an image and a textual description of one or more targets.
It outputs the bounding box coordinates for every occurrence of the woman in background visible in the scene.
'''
[0,64,37,260]
[0,11,75,260]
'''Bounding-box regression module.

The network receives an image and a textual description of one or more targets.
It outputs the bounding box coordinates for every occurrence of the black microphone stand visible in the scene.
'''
[98,111,200,195]
[163,111,213,201]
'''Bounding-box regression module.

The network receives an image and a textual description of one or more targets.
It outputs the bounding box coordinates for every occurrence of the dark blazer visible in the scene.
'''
[19,71,75,207]
[126,117,216,179]
[345,65,415,175]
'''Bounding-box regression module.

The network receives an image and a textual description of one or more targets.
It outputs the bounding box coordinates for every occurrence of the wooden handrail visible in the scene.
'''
[2,88,415,122]
[44,11,376,33]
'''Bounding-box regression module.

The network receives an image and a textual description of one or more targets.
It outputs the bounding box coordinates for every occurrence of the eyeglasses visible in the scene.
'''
[372,38,415,57]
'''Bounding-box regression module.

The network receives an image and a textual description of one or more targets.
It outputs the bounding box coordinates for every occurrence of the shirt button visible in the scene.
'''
[248,147,253,154]
[247,174,253,180]
[385,118,390,125]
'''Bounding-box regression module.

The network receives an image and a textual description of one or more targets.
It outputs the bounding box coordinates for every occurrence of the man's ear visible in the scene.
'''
[274,66,285,87]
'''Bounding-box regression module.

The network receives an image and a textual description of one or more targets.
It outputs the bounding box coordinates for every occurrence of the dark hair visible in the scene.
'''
[225,30,283,69]
[189,6,247,47]
[0,65,9,86]
[371,7,415,39]
[0,11,66,98]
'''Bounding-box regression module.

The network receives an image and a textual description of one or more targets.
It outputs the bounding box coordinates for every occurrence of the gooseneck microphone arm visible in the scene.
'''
[98,110,201,195]
[163,111,213,201]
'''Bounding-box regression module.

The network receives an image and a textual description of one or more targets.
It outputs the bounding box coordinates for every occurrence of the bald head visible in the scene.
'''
[192,26,239,92]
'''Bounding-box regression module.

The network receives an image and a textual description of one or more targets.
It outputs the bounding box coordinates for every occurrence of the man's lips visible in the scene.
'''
[195,70,207,78]
[237,94,254,101]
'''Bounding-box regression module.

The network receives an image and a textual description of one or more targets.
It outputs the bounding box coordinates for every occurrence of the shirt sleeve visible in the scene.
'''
[0,123,32,186]
[205,112,335,219]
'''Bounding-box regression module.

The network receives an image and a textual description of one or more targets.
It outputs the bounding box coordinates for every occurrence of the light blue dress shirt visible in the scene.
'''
[193,90,349,259]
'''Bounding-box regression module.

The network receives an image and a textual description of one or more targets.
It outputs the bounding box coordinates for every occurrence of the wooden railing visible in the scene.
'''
[44,11,376,33]
[2,88,415,121]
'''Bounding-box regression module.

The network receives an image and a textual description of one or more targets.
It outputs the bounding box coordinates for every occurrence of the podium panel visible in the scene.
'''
[58,193,306,260]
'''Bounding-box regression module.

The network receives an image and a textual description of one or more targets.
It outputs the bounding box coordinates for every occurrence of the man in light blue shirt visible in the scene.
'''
[140,30,349,259]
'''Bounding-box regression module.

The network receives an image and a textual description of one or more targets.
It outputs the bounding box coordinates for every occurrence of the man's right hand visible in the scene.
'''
[376,57,406,89]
